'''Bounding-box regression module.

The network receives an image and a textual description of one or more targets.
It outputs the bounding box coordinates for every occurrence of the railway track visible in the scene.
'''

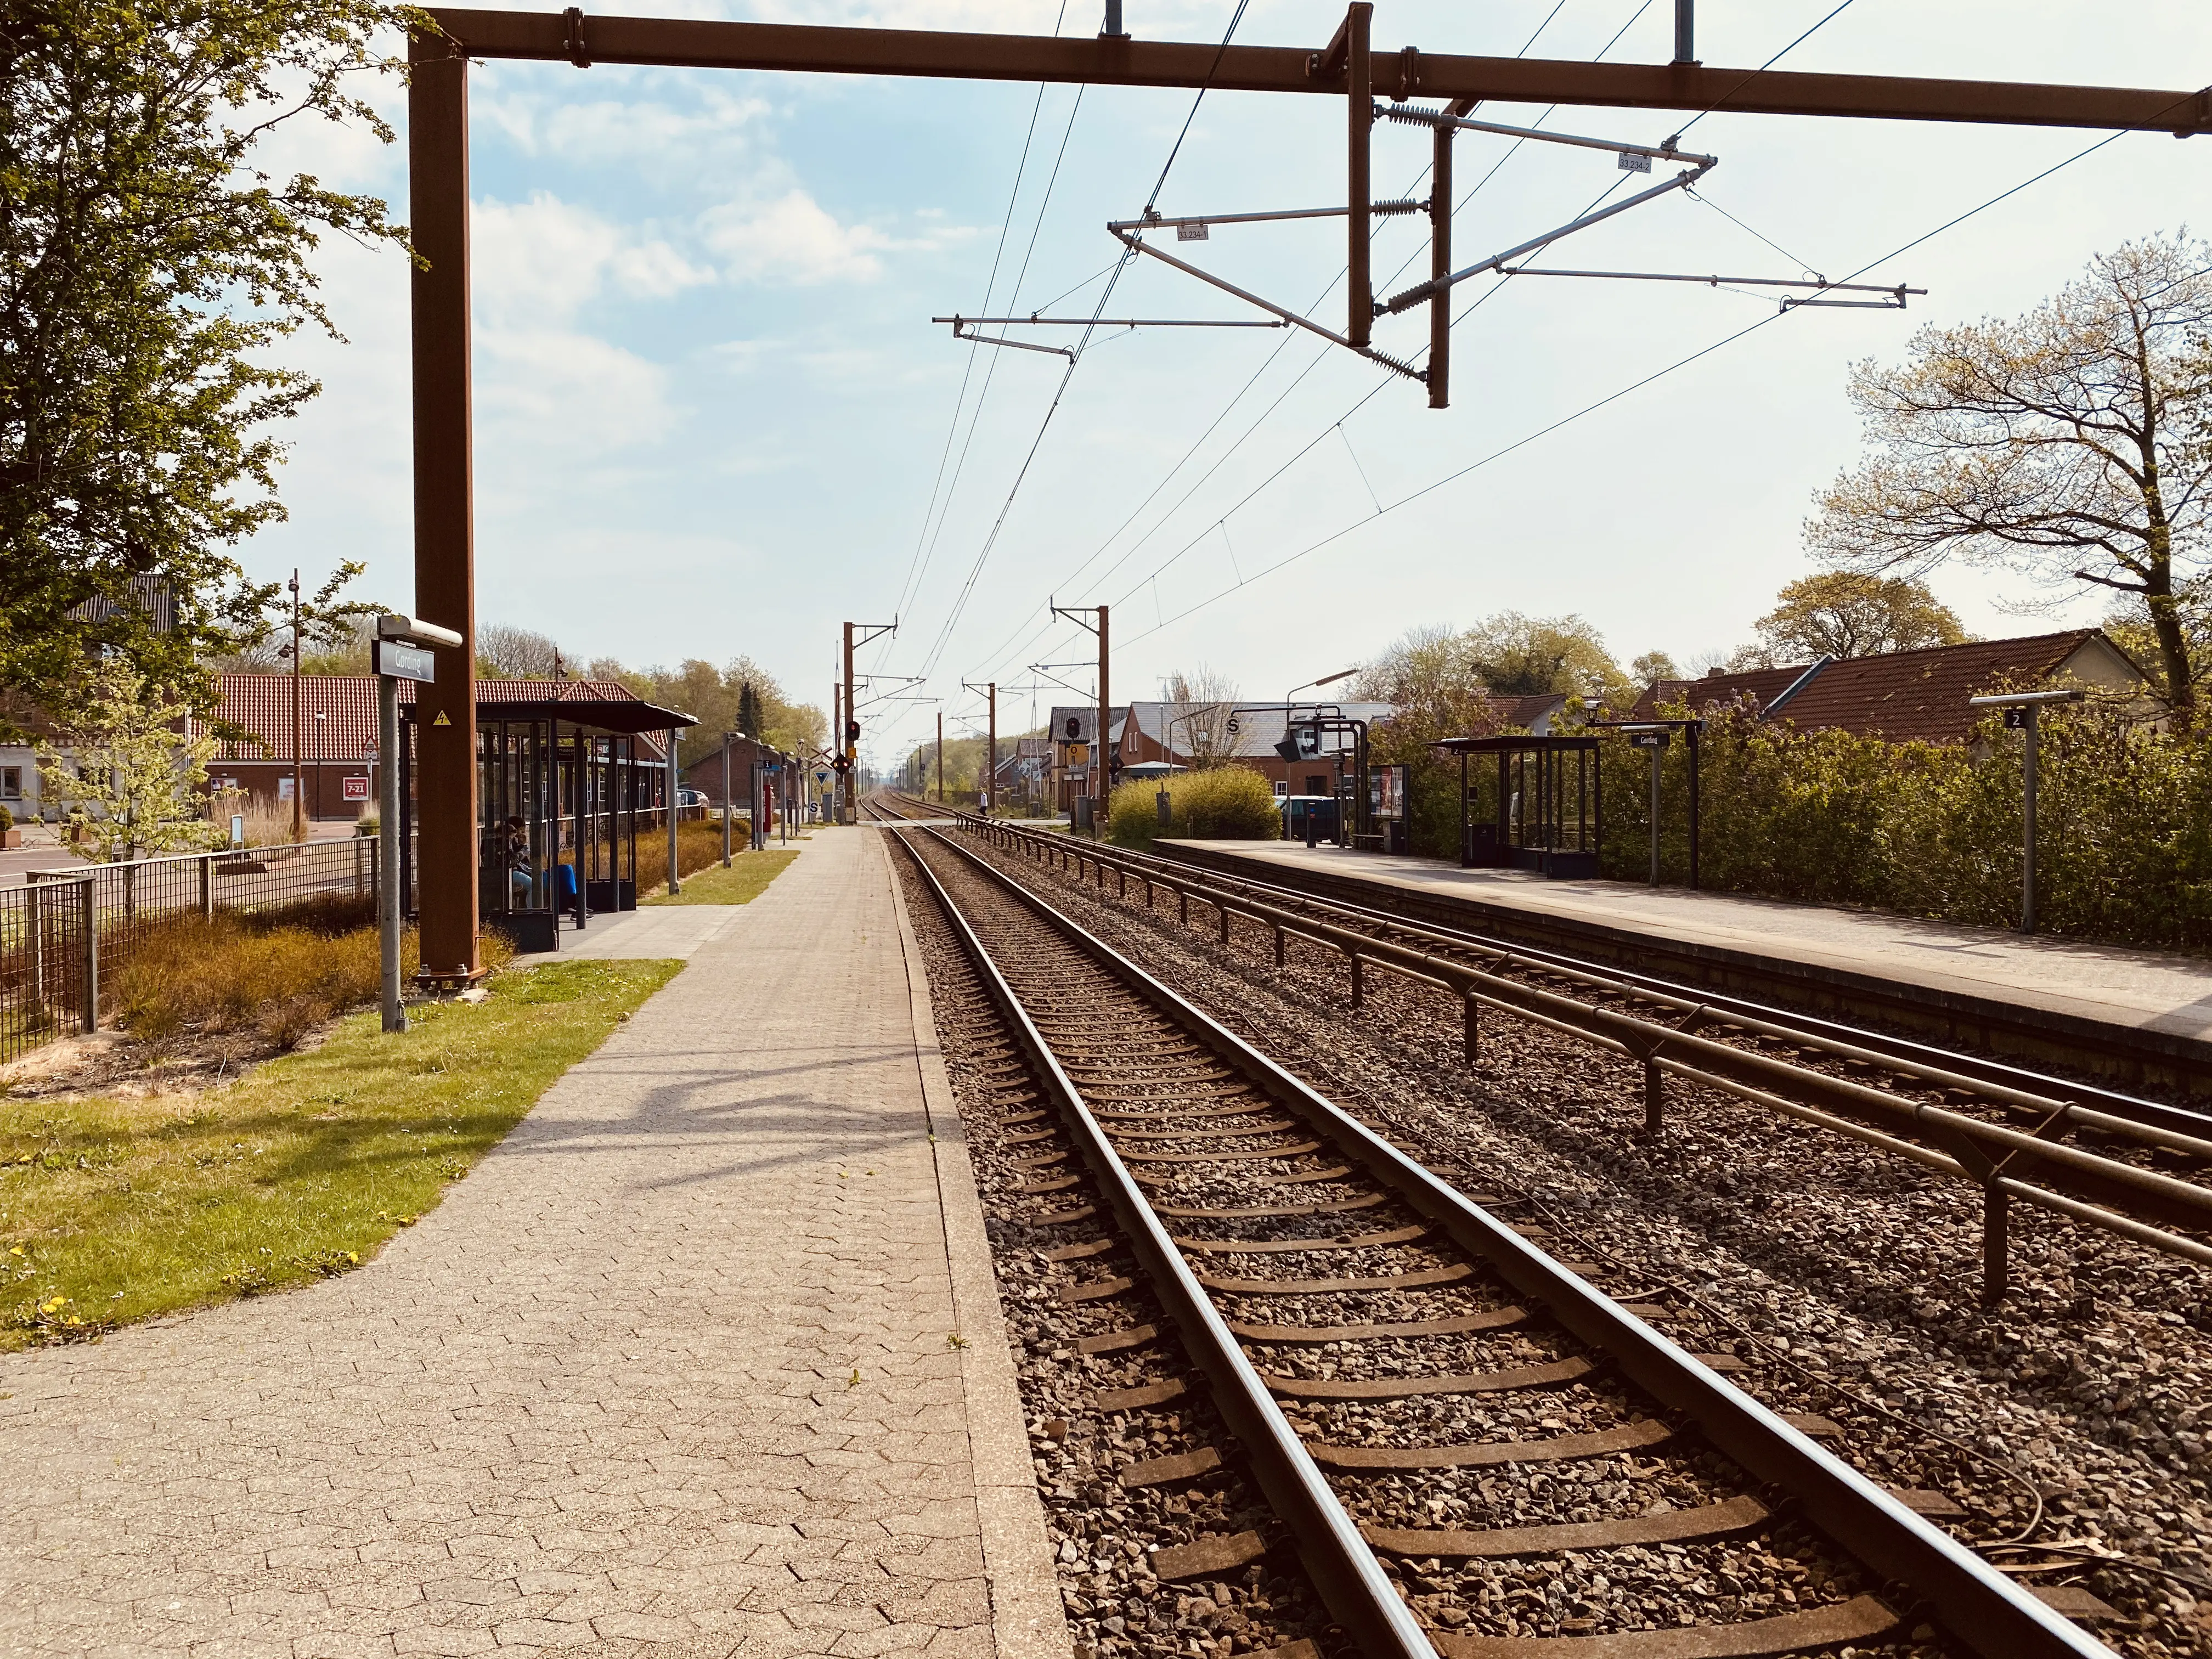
[882,809,2118,1659]
[901,800,2212,1307]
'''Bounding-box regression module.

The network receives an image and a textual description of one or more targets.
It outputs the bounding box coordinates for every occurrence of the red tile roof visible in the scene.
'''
[1488,692,1570,732]
[1629,664,1811,723]
[1630,631,2149,744]
[199,675,664,762]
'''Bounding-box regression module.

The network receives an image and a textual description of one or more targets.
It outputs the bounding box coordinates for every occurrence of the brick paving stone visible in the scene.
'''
[0,831,1044,1658]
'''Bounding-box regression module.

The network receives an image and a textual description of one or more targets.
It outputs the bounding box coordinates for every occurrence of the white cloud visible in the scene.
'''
[701,190,894,285]
[478,328,678,452]
[477,86,772,164]
[473,193,714,327]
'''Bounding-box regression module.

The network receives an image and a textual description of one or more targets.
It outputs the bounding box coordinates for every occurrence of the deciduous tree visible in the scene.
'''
[1807,234,2212,712]
[476,623,563,680]
[1755,573,1968,660]
[1462,612,1629,707]
[37,658,220,860]
[1,0,416,701]
[1156,666,1240,768]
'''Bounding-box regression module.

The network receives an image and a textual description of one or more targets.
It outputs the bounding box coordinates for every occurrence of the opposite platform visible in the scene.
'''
[1159,839,2212,1093]
[0,826,1063,1658]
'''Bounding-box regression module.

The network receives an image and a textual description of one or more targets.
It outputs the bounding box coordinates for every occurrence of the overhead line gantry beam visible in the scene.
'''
[428,10,2212,134]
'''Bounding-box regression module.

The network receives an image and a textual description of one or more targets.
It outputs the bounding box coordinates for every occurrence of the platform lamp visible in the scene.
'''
[1968,687,2084,935]
[313,710,328,822]
[372,614,464,1034]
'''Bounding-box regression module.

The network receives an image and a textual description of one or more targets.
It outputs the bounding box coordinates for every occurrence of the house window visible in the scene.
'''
[1272,780,1288,798]
[1304,774,1329,796]
[1,766,19,796]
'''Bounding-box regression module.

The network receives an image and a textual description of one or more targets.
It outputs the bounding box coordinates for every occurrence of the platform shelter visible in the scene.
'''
[1436,733,1604,879]
[397,687,695,953]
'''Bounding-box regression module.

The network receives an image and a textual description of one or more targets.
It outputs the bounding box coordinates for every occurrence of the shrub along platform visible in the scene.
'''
[1155,838,2212,1098]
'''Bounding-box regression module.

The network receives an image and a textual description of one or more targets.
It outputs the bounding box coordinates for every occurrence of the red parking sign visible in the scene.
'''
[342,775,371,802]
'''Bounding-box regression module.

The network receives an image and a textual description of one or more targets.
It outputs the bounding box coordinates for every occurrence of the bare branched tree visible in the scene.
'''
[477,623,564,680]
[1156,667,1240,768]
[1807,233,2212,710]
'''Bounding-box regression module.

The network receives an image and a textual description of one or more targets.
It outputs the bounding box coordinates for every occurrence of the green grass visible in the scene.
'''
[0,958,680,1349]
[645,848,800,905]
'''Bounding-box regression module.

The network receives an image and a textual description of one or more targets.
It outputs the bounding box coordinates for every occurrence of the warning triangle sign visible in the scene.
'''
[433,710,452,727]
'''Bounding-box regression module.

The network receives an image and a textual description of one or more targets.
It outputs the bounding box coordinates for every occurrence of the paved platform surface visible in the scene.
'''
[1169,840,2212,1047]
[0,826,1059,1658]
[512,903,749,965]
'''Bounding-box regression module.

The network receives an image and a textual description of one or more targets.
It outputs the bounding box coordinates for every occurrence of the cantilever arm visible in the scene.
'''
[1380,160,1714,315]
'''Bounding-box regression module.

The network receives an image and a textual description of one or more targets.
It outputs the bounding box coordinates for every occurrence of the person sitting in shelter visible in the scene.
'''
[501,816,534,907]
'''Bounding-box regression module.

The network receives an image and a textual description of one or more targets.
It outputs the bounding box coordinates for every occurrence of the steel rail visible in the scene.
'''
[425,11,2212,135]
[939,810,2212,1263]
[964,808,2212,1140]
[896,816,2114,1659]
[885,827,1437,1659]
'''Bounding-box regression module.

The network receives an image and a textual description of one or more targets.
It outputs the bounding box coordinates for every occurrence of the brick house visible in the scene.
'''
[195,674,668,821]
[1113,701,1398,797]
[1628,630,2155,742]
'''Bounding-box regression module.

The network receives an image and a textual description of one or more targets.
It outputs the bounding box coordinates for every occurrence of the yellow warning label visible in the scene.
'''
[433,710,452,726]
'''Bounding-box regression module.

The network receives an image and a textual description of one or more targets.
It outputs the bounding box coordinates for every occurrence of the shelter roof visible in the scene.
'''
[1434,733,1601,753]
[200,674,691,761]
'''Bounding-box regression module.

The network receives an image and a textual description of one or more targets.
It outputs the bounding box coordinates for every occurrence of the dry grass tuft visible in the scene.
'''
[113,900,517,1056]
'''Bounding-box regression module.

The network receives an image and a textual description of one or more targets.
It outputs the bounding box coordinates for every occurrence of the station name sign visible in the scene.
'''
[375,639,438,684]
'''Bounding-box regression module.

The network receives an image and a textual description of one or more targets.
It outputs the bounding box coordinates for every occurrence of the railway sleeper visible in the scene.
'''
[893,822,2113,1659]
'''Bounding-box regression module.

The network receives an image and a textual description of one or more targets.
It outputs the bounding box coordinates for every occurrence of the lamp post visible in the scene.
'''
[373,614,464,1032]
[313,710,327,823]
[1968,689,2085,934]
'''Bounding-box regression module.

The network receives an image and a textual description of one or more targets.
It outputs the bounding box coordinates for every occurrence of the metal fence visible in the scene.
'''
[0,881,94,1065]
[2,838,380,1065]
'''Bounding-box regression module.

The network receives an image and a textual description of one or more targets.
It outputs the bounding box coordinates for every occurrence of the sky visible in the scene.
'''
[246,0,2212,769]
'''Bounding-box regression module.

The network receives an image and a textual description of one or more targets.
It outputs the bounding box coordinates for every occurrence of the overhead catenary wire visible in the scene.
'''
[896,0,1257,692]
[887,78,1090,677]
[1019,0,1879,664]
[1115,117,2160,652]
[868,0,1260,754]
[887,2,1075,638]
[964,0,1656,690]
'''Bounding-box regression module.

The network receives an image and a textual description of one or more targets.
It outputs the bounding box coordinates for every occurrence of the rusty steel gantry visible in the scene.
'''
[404,3,2210,979]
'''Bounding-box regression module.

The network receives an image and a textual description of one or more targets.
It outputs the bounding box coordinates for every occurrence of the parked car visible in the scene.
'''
[676,788,708,808]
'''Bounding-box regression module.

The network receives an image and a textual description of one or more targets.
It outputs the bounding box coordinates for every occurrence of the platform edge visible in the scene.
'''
[881,830,1075,1659]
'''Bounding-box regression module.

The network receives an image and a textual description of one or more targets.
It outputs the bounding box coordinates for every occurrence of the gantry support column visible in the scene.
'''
[1345,3,1374,348]
[408,28,481,980]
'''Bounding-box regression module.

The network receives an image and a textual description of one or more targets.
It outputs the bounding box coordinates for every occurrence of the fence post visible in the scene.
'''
[79,876,98,1031]
[1983,1184,2010,1307]
[27,882,44,1012]
[1463,993,1480,1065]
[200,851,214,920]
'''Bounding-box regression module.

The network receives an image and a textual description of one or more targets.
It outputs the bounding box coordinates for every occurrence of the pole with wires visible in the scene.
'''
[1097,605,1110,831]
[1344,3,1373,348]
